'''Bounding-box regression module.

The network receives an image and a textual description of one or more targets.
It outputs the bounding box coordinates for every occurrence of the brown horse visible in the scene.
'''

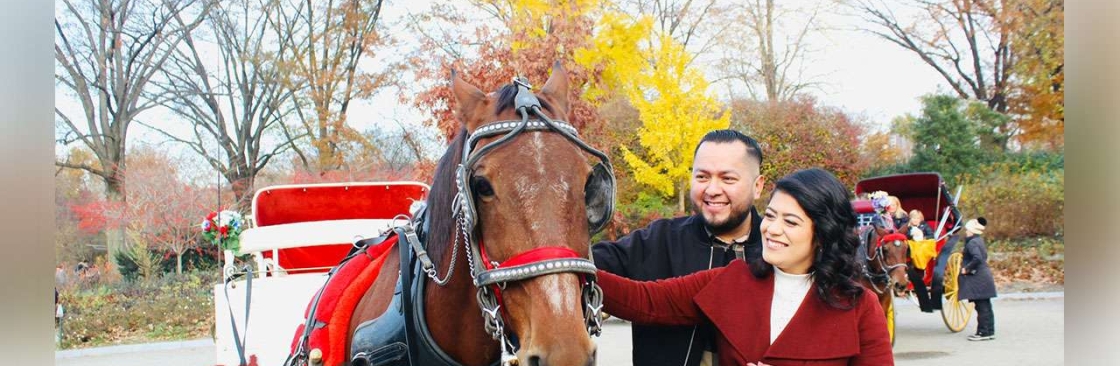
[858,214,911,343]
[346,64,604,366]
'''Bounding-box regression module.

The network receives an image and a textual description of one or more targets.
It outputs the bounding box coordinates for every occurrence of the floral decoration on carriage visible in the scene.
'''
[867,190,891,214]
[201,210,245,253]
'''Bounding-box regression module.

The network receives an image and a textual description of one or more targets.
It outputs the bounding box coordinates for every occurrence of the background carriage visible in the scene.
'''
[852,172,972,344]
[214,182,427,366]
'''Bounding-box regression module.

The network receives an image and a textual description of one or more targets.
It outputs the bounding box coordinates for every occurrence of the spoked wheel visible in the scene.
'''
[940,252,972,332]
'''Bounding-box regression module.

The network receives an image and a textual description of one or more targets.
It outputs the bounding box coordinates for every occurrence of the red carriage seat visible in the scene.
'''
[248,182,428,273]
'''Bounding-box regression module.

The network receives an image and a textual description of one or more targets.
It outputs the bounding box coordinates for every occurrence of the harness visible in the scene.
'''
[861,216,909,295]
[346,77,614,366]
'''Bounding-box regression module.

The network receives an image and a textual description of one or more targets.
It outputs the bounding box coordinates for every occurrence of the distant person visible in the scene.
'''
[55,264,68,286]
[905,209,934,240]
[592,129,767,366]
[886,196,909,230]
[596,168,894,365]
[959,217,997,341]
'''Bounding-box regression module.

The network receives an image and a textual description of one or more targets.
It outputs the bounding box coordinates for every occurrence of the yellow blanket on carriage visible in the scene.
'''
[908,239,937,270]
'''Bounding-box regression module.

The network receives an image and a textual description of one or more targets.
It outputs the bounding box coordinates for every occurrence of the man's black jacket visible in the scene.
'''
[592,208,762,366]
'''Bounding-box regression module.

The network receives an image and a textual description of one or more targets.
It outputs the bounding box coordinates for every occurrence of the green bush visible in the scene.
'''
[958,161,1064,240]
[58,271,219,349]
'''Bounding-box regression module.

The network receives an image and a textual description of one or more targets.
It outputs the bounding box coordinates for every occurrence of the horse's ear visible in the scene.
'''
[450,68,487,131]
[539,61,569,115]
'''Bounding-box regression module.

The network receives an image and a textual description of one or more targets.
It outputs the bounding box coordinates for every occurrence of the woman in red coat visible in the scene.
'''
[597,168,893,365]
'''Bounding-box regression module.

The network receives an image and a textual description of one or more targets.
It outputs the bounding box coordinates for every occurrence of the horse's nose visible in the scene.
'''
[524,348,596,366]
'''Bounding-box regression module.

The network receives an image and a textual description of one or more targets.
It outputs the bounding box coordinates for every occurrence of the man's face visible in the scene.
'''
[689,141,764,236]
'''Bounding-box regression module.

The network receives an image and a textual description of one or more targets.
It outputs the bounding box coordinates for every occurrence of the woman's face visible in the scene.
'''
[761,191,816,274]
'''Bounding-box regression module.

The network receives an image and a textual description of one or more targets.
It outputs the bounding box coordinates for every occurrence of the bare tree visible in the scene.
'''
[268,0,396,172]
[852,0,1013,113]
[718,0,829,102]
[55,0,210,271]
[617,0,732,65]
[147,0,298,208]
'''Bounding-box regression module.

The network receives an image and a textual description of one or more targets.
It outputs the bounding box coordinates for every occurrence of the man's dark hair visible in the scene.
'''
[694,129,763,167]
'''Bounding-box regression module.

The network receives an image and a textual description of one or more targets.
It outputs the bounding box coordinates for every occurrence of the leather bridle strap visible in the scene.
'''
[475,246,597,287]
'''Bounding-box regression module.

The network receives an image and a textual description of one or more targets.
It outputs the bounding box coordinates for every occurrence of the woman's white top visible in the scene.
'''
[770,267,813,344]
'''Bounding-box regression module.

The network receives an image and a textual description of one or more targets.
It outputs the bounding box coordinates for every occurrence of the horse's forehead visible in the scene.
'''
[485,133,585,173]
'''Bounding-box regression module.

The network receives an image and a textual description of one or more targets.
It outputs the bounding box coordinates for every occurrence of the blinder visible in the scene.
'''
[585,162,615,233]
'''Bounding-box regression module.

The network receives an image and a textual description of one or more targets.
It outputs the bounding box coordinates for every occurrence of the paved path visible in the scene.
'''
[57,293,1063,365]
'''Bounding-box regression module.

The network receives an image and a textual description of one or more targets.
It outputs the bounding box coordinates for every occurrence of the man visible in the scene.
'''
[593,129,766,366]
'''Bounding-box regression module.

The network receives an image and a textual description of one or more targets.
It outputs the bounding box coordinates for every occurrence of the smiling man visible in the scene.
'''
[592,129,765,366]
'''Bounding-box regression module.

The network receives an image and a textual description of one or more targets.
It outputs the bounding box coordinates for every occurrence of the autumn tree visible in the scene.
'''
[730,96,866,188]
[55,0,211,271]
[1006,0,1064,149]
[577,10,730,211]
[149,0,299,209]
[853,0,1064,150]
[408,0,601,142]
[860,129,908,174]
[118,146,212,274]
[270,0,395,172]
[56,148,104,265]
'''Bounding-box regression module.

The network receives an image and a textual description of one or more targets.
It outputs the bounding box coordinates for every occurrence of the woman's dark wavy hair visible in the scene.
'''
[748,168,865,310]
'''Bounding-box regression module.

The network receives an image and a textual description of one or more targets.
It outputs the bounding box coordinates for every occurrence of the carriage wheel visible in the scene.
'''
[886,290,896,346]
[940,252,972,332]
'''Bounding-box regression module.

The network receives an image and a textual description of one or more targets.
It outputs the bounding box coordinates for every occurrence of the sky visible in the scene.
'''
[55,0,952,167]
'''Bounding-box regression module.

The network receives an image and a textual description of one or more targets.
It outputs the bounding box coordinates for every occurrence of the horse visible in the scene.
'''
[858,213,911,343]
[342,63,611,366]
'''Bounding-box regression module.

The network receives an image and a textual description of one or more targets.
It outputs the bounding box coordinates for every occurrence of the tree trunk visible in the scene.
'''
[176,247,184,275]
[104,186,125,276]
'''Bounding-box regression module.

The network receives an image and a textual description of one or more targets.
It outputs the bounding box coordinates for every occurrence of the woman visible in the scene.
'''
[905,209,935,240]
[597,168,893,365]
[959,217,997,341]
[886,196,909,230]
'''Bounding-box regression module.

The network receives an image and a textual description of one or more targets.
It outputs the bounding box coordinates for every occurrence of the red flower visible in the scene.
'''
[219,226,229,236]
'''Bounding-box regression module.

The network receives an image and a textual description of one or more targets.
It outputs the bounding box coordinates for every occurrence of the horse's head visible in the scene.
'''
[449,63,605,366]
[862,212,907,292]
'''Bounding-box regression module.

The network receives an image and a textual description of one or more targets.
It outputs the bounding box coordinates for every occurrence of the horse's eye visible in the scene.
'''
[471,176,495,197]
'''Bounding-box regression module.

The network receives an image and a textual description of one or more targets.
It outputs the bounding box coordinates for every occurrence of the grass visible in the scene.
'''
[57,271,219,350]
[987,236,1065,292]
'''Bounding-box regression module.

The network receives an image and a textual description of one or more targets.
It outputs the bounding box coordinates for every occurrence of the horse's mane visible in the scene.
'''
[424,129,466,269]
[424,82,559,268]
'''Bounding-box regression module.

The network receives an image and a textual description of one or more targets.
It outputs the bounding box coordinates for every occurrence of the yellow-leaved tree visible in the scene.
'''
[579,16,729,212]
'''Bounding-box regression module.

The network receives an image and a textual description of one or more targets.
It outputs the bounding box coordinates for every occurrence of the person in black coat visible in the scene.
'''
[959,217,997,341]
[593,129,765,366]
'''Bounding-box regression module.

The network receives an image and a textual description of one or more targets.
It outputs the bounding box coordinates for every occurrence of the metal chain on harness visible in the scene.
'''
[583,280,604,336]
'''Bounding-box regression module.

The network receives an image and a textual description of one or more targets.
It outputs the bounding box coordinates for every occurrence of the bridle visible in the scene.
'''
[864,217,909,295]
[411,77,614,364]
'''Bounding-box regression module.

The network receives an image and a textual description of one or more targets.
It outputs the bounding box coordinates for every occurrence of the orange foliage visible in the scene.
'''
[730,97,867,189]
